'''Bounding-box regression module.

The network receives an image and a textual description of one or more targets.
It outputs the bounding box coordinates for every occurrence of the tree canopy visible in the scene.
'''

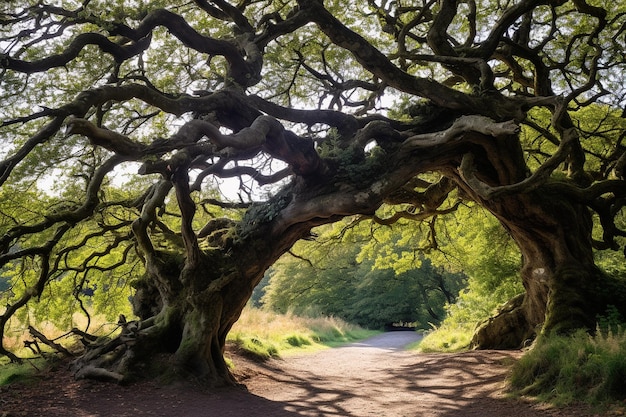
[1,0,625,385]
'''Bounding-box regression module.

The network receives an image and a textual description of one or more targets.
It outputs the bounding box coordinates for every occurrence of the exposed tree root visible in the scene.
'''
[74,365,125,383]
[471,294,536,349]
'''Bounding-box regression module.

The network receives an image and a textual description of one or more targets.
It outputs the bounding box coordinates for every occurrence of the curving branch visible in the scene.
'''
[365,202,461,226]
[297,0,487,113]
[66,118,147,157]
[458,126,580,200]
[210,166,292,186]
[254,5,313,48]
[204,0,255,34]
[0,117,66,187]
[0,223,71,362]
[0,82,205,188]
[1,33,151,73]
[300,0,565,121]
[248,94,362,136]
[384,177,456,210]
[131,180,173,258]
[109,9,262,87]
[172,158,200,268]
[2,8,262,88]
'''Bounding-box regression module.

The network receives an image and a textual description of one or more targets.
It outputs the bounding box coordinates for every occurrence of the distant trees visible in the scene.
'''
[258,222,467,330]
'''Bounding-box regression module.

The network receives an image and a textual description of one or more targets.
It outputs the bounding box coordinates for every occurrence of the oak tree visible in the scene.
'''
[1,0,625,385]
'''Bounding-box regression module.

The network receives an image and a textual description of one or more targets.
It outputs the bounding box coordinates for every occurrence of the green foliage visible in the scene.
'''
[262,201,527,341]
[509,330,626,406]
[0,182,147,332]
[417,275,522,352]
[521,104,626,179]
[285,333,312,347]
[413,205,524,351]
[261,221,467,330]
[417,325,473,353]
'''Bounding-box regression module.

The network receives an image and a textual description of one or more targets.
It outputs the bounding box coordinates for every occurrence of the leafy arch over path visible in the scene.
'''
[0,0,625,385]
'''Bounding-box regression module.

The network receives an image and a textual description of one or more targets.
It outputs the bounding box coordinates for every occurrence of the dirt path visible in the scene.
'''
[0,333,591,417]
[241,332,585,417]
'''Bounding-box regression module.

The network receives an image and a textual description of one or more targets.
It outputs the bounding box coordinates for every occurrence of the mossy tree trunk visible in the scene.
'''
[70,166,346,385]
[444,129,626,349]
[470,185,626,349]
[72,252,266,385]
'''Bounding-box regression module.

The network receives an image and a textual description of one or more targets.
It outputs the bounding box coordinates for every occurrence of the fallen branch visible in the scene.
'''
[28,326,74,357]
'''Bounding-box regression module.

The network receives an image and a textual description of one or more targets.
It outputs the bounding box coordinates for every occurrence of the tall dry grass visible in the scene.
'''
[227,307,377,359]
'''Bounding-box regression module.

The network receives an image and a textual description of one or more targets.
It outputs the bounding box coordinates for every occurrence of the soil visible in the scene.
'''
[0,332,597,417]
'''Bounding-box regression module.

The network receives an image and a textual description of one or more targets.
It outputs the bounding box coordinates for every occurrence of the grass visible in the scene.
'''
[227,307,378,360]
[417,310,626,410]
[0,357,47,386]
[413,323,473,352]
[0,313,122,387]
[0,319,75,387]
[508,329,626,407]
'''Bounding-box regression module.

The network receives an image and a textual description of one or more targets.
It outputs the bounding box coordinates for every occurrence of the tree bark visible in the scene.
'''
[471,185,626,348]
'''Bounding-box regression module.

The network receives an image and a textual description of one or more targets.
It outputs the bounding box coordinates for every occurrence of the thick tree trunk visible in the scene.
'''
[471,185,626,349]
[71,251,267,385]
[71,187,318,386]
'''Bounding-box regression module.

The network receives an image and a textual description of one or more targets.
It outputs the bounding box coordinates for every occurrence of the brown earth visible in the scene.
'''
[0,332,598,417]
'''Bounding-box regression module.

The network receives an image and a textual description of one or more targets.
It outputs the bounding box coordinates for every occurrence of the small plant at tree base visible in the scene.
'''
[596,305,623,336]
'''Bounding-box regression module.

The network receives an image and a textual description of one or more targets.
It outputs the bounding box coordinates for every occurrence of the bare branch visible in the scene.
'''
[404,116,520,148]
[28,326,73,357]
[365,202,461,226]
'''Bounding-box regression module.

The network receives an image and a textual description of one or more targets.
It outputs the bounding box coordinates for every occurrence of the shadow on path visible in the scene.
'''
[242,333,579,417]
[1,370,303,417]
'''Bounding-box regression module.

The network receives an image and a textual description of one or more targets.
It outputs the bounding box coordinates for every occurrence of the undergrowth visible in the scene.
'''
[0,313,122,387]
[415,276,522,353]
[0,355,60,388]
[0,307,376,385]
[508,328,626,406]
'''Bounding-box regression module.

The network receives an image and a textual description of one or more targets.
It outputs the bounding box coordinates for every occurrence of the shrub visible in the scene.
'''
[231,335,279,361]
